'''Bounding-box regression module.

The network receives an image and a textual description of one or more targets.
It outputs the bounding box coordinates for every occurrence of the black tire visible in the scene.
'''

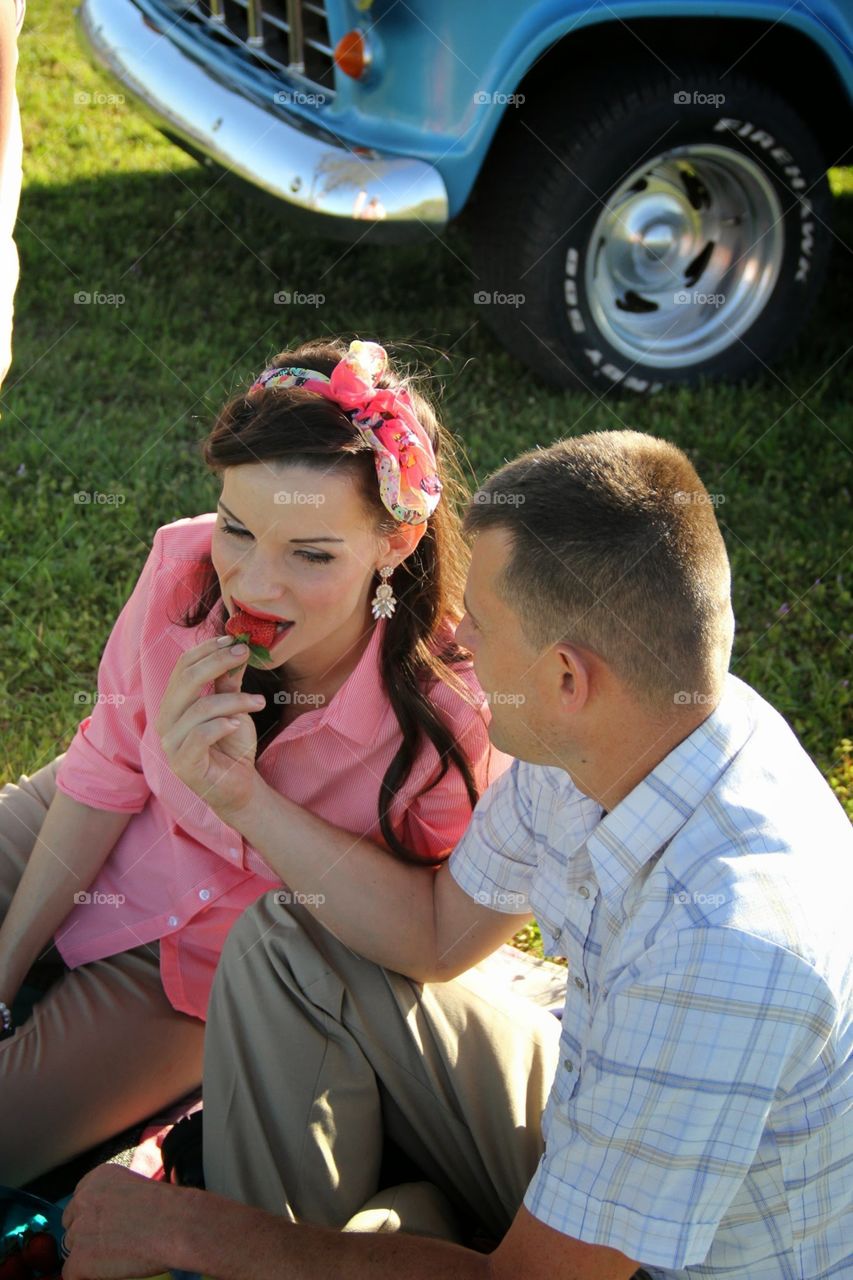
[469,64,832,394]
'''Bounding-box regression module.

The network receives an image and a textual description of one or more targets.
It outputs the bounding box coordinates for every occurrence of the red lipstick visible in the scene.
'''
[232,597,292,623]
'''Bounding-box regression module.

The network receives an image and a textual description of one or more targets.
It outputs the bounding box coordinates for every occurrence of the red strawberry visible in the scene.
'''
[225,610,278,650]
[21,1232,59,1275]
[224,609,282,670]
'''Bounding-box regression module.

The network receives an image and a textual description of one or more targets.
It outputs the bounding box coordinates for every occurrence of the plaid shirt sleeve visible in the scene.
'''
[447,758,540,912]
[524,925,837,1270]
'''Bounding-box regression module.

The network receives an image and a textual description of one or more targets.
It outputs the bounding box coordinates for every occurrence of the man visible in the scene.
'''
[62,430,851,1279]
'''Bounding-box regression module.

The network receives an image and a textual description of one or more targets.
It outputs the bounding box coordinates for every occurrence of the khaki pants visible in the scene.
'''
[202,891,563,1244]
[0,754,206,1187]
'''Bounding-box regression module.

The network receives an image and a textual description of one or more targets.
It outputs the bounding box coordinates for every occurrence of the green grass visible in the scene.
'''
[2,3,851,962]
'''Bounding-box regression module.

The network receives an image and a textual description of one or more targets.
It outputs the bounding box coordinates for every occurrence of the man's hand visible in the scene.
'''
[61,1165,186,1280]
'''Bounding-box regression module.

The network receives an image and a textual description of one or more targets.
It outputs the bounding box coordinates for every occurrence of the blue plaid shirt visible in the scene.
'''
[449,675,852,1277]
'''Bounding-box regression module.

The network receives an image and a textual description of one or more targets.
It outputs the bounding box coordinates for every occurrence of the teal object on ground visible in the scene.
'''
[0,1185,66,1264]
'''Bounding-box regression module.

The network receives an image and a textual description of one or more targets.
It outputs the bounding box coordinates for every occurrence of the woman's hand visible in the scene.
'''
[156,636,267,822]
[61,1164,187,1280]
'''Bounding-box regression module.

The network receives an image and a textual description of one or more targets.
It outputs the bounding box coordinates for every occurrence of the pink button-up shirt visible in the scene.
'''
[53,514,512,1019]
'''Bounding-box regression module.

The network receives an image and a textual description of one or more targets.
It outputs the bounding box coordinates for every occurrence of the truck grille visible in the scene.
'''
[177,1,335,97]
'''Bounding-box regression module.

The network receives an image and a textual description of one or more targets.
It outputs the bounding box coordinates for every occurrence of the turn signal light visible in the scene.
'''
[334,29,372,79]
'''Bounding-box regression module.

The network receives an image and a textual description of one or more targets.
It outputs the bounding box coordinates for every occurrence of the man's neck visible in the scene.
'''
[570,705,716,813]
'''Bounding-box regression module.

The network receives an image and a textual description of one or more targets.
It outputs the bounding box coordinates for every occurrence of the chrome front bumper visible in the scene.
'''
[74,0,449,243]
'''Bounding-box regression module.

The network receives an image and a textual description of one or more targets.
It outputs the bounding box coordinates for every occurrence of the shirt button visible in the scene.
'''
[550,927,561,941]
[167,915,178,927]
[199,889,211,901]
[564,1059,574,1073]
[228,846,240,861]
[578,885,590,899]
[574,976,585,991]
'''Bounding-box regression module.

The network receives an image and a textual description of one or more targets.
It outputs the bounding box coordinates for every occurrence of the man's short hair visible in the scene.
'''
[463,430,735,710]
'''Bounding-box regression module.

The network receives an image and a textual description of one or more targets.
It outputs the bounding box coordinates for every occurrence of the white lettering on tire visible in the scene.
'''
[713,118,813,278]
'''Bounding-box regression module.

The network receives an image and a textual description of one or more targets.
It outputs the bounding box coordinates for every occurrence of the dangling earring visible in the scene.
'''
[371,565,397,620]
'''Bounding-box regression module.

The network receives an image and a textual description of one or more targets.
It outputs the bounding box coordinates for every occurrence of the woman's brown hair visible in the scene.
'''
[173,339,485,866]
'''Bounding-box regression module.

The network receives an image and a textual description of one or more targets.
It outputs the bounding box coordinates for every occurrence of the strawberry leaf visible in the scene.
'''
[247,645,274,668]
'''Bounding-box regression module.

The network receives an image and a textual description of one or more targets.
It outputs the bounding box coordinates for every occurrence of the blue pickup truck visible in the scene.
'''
[75,0,852,395]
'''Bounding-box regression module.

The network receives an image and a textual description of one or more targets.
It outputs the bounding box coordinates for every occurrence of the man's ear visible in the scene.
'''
[555,642,592,713]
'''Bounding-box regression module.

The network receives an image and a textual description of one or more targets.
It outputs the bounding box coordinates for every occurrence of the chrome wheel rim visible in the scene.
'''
[582,144,785,369]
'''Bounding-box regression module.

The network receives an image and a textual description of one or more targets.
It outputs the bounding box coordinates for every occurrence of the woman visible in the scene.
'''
[0,338,513,1186]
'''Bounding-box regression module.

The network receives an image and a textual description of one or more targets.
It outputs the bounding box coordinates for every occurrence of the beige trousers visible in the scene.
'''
[0,754,206,1187]
[202,891,563,1244]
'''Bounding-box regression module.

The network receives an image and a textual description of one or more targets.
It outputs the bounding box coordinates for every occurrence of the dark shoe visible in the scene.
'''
[160,1110,205,1189]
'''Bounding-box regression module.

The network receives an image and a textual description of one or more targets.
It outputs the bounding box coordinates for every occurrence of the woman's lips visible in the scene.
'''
[230,599,294,638]
[232,597,292,624]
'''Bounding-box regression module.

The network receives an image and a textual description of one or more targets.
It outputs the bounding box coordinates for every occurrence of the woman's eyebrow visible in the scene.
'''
[218,500,245,524]
[218,500,344,543]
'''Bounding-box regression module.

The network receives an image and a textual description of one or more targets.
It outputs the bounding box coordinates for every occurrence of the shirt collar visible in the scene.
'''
[585,674,757,905]
[267,615,390,746]
[314,615,390,745]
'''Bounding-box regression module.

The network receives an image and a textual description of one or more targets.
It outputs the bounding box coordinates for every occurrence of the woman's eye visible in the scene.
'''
[221,521,250,538]
[220,522,332,563]
[296,550,334,564]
